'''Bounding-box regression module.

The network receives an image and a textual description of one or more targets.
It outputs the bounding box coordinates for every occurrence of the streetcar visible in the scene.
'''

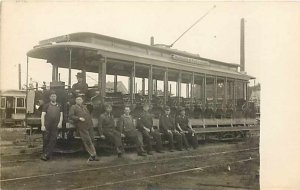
[26,32,259,144]
[0,90,26,127]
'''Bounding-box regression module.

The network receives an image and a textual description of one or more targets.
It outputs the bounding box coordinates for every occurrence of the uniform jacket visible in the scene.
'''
[175,115,190,131]
[117,114,136,133]
[72,82,88,96]
[98,112,116,135]
[69,104,93,129]
[137,111,153,131]
[159,114,175,133]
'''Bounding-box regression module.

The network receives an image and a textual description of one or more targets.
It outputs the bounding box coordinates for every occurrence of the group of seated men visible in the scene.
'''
[40,72,199,162]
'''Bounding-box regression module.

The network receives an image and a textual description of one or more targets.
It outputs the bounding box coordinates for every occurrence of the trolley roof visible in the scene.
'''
[27,32,255,81]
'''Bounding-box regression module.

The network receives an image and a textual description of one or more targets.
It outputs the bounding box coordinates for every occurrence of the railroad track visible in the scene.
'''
[74,157,258,190]
[1,147,259,190]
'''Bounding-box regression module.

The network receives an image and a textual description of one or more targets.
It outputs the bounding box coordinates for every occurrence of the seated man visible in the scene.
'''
[98,103,124,157]
[175,107,198,149]
[69,96,98,161]
[117,106,146,156]
[159,106,183,151]
[137,103,163,154]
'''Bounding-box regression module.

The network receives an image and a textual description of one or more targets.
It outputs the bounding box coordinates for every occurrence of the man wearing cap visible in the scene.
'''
[137,103,163,154]
[40,91,63,161]
[175,107,199,149]
[159,106,184,151]
[69,96,98,161]
[117,106,146,156]
[98,103,124,157]
[72,72,89,99]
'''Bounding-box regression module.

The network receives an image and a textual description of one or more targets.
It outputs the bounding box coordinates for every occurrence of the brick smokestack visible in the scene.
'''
[240,18,245,72]
[150,36,154,46]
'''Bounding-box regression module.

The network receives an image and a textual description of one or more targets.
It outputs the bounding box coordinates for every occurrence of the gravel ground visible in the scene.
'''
[1,137,259,190]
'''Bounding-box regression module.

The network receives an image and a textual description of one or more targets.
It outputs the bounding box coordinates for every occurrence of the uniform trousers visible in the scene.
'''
[162,131,183,150]
[181,129,198,149]
[124,130,143,147]
[140,130,162,151]
[43,124,58,158]
[77,126,96,156]
[103,129,123,148]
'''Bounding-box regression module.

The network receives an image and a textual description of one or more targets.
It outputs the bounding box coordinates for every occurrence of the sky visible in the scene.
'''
[0,1,269,91]
[1,1,300,189]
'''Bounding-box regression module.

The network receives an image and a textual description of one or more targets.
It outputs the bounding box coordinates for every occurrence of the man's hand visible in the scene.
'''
[79,117,85,122]
[41,125,46,131]
[57,123,62,129]
[121,133,125,138]
[144,127,150,133]
[167,130,172,134]
[100,135,105,139]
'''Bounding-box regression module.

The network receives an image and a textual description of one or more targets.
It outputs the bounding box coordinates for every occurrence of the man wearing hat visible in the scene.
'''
[40,91,63,161]
[72,72,89,99]
[98,103,124,157]
[137,103,163,154]
[117,106,146,156]
[69,96,98,161]
[159,106,184,151]
[175,107,198,149]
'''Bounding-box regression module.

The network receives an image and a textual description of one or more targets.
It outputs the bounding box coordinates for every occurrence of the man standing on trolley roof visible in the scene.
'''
[69,95,99,161]
[175,107,199,149]
[72,72,88,99]
[117,106,147,156]
[98,103,124,158]
[137,103,163,155]
[159,106,184,152]
[40,91,63,161]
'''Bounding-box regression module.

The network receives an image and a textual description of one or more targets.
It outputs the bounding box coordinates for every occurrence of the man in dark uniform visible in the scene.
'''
[137,103,163,154]
[40,91,63,161]
[72,72,89,99]
[118,106,146,156]
[175,107,198,149]
[159,106,184,151]
[69,96,98,161]
[98,103,124,157]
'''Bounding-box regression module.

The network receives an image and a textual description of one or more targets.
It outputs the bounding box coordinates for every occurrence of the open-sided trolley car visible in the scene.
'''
[25,32,258,143]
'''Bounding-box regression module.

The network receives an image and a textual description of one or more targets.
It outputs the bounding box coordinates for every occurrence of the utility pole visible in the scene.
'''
[18,64,21,90]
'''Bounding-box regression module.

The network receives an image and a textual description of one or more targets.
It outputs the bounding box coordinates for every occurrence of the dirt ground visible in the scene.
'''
[1,132,259,190]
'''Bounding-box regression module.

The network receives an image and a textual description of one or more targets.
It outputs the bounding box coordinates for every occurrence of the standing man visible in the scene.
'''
[72,72,89,99]
[41,91,63,161]
[69,96,98,161]
[175,107,198,149]
[159,106,184,151]
[98,103,124,157]
[137,103,163,155]
[118,106,146,156]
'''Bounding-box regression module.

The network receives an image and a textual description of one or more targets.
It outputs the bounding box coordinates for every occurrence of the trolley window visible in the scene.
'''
[16,98,25,108]
[0,97,5,108]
